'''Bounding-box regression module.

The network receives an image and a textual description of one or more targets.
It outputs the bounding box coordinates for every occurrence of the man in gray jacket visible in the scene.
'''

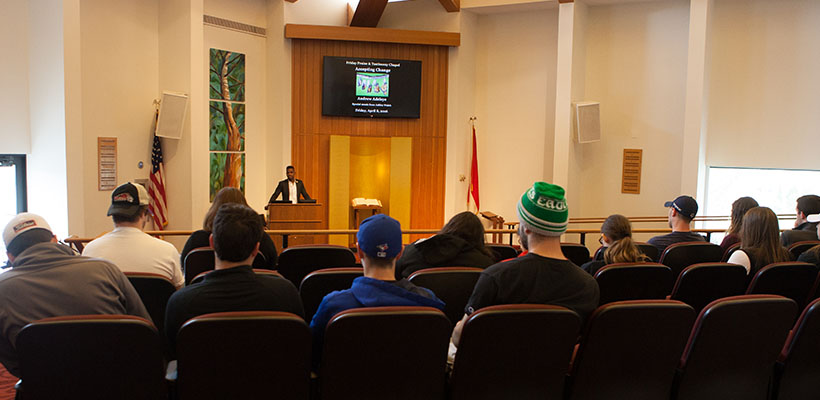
[0,213,150,378]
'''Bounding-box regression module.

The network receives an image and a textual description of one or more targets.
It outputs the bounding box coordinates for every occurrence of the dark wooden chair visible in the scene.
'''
[125,272,177,335]
[319,306,450,400]
[408,267,483,326]
[721,242,742,262]
[299,267,364,323]
[561,243,591,266]
[593,263,673,306]
[183,247,267,285]
[669,263,748,312]
[174,311,310,400]
[772,298,820,400]
[746,261,819,310]
[566,300,695,400]
[16,315,166,400]
[486,244,518,262]
[636,242,660,263]
[787,240,820,261]
[672,295,797,400]
[278,245,357,287]
[450,304,580,400]
[658,242,723,278]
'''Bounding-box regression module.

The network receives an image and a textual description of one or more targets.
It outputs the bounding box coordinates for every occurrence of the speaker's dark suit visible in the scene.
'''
[268,179,311,203]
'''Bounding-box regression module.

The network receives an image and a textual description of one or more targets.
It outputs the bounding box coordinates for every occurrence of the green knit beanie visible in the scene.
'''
[517,182,569,236]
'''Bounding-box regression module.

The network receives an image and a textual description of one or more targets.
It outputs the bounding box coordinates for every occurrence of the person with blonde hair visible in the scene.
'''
[727,207,791,275]
[720,196,759,252]
[181,187,278,269]
[581,214,650,275]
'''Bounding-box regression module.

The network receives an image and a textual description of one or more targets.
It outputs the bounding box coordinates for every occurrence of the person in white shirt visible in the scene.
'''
[268,165,312,204]
[83,182,183,288]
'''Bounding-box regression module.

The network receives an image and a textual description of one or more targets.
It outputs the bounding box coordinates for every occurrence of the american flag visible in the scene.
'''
[148,134,168,230]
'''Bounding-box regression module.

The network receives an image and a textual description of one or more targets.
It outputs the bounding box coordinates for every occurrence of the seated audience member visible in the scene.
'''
[0,213,150,378]
[83,182,183,288]
[781,195,820,247]
[165,204,303,352]
[451,182,599,347]
[647,195,705,257]
[581,214,650,276]
[180,187,277,269]
[720,196,759,252]
[310,214,445,366]
[727,207,791,275]
[797,213,820,267]
[395,211,495,279]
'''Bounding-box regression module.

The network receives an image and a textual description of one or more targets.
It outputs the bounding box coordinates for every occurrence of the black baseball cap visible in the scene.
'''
[664,195,698,220]
[107,182,150,217]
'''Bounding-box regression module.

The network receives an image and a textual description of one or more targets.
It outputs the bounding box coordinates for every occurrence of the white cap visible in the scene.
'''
[808,213,820,223]
[3,213,53,247]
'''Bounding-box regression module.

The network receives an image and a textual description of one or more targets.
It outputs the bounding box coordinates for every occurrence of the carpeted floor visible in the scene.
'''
[0,364,16,400]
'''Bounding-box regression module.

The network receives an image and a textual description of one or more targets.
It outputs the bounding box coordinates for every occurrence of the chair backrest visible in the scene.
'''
[299,267,364,323]
[673,295,797,400]
[669,263,748,312]
[320,306,451,400]
[125,272,177,334]
[746,262,819,309]
[721,242,742,262]
[190,268,283,286]
[593,263,673,306]
[659,242,723,278]
[567,300,696,400]
[788,240,820,261]
[636,242,660,262]
[450,304,580,400]
[486,244,518,262]
[16,315,166,400]
[183,247,215,285]
[561,243,590,266]
[277,245,357,287]
[175,311,310,400]
[773,298,820,400]
[408,267,483,326]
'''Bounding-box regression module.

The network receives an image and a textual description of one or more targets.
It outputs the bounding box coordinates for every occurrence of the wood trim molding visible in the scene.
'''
[349,0,388,27]
[438,0,460,12]
[558,0,574,3]
[285,24,460,47]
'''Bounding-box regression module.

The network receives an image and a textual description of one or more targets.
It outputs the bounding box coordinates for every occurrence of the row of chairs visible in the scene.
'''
[14,295,820,400]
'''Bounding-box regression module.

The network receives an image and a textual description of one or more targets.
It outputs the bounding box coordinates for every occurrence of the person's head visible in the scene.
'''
[664,195,698,228]
[286,166,295,181]
[4,213,57,262]
[108,182,151,227]
[599,214,648,264]
[728,197,759,236]
[203,186,249,231]
[795,195,820,224]
[357,214,402,270]
[210,203,262,263]
[516,182,568,246]
[440,211,493,258]
[740,206,790,265]
[813,213,820,237]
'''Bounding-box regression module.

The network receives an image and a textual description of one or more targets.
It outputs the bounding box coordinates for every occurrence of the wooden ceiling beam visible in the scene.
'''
[437,0,460,12]
[349,0,389,27]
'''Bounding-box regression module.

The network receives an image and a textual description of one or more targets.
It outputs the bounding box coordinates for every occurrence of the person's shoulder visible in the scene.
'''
[256,273,299,291]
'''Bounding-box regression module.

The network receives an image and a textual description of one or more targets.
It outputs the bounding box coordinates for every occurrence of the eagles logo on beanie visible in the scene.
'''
[516,182,569,236]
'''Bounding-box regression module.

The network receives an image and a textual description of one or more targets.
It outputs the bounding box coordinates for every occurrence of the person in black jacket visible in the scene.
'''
[268,165,311,203]
[395,211,495,279]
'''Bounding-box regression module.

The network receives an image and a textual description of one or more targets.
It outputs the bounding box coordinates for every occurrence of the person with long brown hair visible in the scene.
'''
[720,196,759,252]
[727,206,791,275]
[581,214,650,276]
[394,211,495,279]
[181,187,278,270]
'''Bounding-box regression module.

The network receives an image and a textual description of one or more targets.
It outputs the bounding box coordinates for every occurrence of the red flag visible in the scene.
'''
[148,133,168,230]
[469,125,480,210]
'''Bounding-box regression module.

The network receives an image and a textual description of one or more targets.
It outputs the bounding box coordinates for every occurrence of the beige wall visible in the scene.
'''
[0,0,32,155]
[705,0,820,171]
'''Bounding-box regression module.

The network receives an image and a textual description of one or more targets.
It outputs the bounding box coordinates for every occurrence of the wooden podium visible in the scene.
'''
[267,203,325,249]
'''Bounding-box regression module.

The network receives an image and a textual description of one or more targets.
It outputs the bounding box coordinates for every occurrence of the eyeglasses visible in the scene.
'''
[598,235,604,245]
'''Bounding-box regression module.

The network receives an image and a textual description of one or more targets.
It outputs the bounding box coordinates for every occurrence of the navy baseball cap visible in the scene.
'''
[357,214,402,259]
[108,182,150,217]
[664,195,698,220]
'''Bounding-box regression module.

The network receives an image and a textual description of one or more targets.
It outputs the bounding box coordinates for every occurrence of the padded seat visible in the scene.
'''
[746,261,819,310]
[175,311,310,400]
[566,300,696,400]
[319,306,450,400]
[772,298,820,400]
[408,267,483,326]
[672,295,797,400]
[486,244,518,262]
[183,247,267,285]
[787,241,820,261]
[594,263,673,305]
[561,243,590,266]
[450,304,580,400]
[299,267,364,323]
[721,242,742,262]
[16,315,166,400]
[659,242,723,278]
[125,272,177,335]
[669,263,748,312]
[277,245,356,287]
